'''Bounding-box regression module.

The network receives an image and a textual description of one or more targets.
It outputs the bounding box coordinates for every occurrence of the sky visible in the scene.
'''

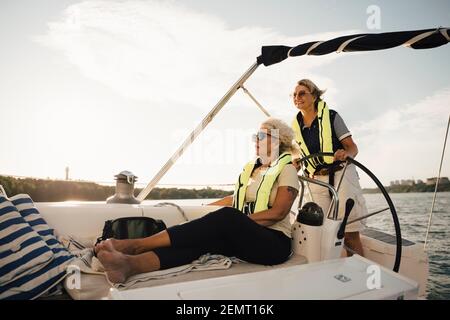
[0,0,449,190]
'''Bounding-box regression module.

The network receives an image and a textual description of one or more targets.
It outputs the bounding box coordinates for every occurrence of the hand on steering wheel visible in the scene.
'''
[334,149,350,162]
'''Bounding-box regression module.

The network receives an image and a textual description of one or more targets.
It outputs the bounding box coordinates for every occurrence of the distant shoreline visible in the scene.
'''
[0,175,233,202]
[2,174,449,201]
[363,184,450,194]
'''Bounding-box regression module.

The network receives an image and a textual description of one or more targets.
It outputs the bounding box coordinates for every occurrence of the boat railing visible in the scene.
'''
[297,175,340,221]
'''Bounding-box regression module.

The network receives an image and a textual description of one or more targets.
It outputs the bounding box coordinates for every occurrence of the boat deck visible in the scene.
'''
[130,254,307,290]
[65,254,307,300]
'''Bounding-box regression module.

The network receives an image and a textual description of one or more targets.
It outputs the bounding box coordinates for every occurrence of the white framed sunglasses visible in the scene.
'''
[252,131,278,142]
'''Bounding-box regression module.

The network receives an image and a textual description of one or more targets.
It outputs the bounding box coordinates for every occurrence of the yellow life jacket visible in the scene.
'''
[232,152,292,214]
[292,100,334,176]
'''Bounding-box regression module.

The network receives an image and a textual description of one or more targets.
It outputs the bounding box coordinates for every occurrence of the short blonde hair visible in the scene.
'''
[297,79,326,101]
[261,118,298,154]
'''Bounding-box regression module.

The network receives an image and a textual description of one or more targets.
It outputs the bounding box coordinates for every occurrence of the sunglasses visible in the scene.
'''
[252,131,278,142]
[291,90,311,99]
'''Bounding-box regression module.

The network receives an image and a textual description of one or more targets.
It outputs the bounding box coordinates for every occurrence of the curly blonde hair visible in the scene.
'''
[261,118,300,155]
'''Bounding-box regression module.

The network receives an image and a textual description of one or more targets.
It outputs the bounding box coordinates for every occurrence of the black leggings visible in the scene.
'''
[153,207,292,270]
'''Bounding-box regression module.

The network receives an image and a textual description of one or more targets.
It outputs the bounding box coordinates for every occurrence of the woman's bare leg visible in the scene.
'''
[344,232,364,257]
[97,240,161,283]
[95,230,172,255]
[134,230,171,254]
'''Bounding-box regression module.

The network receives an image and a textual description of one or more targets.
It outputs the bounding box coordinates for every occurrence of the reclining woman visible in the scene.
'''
[95,118,300,283]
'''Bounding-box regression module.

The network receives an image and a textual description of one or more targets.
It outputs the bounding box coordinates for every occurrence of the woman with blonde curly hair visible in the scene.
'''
[95,118,300,283]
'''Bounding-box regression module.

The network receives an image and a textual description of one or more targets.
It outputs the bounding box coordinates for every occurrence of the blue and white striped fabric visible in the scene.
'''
[10,194,73,261]
[0,196,53,287]
[0,195,74,300]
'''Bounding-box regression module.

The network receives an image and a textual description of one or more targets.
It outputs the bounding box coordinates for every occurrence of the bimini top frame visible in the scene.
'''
[137,27,449,202]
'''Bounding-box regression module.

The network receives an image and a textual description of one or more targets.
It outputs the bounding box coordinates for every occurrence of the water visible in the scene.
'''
[145,192,450,300]
[364,192,450,300]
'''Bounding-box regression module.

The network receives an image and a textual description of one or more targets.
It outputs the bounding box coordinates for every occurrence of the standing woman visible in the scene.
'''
[291,79,367,256]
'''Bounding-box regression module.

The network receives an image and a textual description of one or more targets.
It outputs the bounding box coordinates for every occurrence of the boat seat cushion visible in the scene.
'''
[10,194,74,261]
[0,195,55,286]
[0,195,74,300]
[64,253,307,300]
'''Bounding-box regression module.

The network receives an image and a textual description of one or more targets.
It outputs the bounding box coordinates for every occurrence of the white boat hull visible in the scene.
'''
[35,201,425,300]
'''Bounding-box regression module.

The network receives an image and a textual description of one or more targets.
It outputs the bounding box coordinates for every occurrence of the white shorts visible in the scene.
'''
[306,164,367,233]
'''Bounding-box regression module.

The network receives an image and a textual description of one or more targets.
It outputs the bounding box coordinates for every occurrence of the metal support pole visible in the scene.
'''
[137,62,260,202]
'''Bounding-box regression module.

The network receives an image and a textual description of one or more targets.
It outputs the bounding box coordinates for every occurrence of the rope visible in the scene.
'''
[154,202,189,222]
[424,114,450,249]
[336,36,365,53]
[306,41,324,55]
[403,30,438,47]
[240,86,271,117]
[0,185,6,197]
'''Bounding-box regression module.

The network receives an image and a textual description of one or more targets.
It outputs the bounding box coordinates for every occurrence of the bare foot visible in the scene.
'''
[96,240,132,284]
[95,238,139,255]
[109,238,140,255]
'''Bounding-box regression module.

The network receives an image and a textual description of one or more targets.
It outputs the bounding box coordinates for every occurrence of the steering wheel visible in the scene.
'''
[298,152,402,273]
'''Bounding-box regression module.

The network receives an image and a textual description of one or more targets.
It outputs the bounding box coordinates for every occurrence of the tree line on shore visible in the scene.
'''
[0,175,233,202]
[363,183,450,193]
[2,175,448,202]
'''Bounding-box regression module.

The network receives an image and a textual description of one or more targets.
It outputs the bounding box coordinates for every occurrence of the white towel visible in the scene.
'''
[67,248,104,275]
[62,238,243,289]
[114,254,243,289]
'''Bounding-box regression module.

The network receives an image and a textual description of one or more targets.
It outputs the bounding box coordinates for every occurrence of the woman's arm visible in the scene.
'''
[334,136,358,161]
[249,186,298,227]
[207,195,233,206]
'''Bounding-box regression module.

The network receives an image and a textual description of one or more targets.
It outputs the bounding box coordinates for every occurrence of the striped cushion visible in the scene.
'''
[10,194,73,260]
[0,195,74,300]
[0,196,54,286]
